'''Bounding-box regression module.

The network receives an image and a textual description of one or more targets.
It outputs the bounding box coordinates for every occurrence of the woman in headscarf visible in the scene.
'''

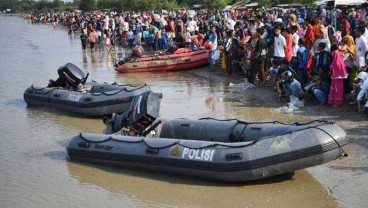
[328,45,349,107]
[312,28,330,56]
[339,35,356,94]
[330,32,342,46]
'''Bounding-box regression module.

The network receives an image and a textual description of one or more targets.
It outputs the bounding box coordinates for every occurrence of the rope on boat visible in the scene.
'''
[79,132,257,149]
[30,85,55,94]
[314,127,349,159]
[29,83,150,96]
[79,118,347,156]
[90,84,150,96]
[198,117,334,126]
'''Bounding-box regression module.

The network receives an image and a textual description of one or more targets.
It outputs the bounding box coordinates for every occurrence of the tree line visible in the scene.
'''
[1,0,315,13]
[0,0,229,12]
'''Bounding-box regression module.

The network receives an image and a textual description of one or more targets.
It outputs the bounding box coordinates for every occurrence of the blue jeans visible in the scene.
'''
[290,57,297,70]
[154,38,159,50]
[128,39,134,47]
[312,87,328,104]
[332,18,337,30]
[247,62,255,84]
[283,83,302,99]
[297,68,307,87]
[274,56,284,61]
[208,50,215,70]
[270,70,277,81]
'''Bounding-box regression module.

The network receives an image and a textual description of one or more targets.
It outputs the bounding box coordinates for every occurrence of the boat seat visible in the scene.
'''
[156,119,240,143]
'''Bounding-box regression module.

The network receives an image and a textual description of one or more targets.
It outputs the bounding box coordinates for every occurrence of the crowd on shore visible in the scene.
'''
[27,5,368,117]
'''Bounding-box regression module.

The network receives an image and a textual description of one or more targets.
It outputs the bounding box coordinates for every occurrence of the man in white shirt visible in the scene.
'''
[291,25,299,69]
[226,18,236,31]
[273,27,286,61]
[354,26,368,69]
[356,72,368,113]
[186,17,197,32]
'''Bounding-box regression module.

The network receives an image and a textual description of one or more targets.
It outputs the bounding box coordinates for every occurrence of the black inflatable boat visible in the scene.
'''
[67,92,348,182]
[24,63,153,117]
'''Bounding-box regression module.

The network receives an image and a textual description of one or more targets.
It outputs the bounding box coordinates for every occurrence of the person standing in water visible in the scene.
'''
[80,31,88,53]
[89,29,98,52]
[208,26,218,72]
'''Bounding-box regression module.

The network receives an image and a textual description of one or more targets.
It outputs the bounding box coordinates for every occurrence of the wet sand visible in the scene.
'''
[67,161,338,208]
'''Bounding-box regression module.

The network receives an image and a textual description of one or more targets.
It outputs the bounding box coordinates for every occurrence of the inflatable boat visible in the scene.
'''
[66,93,348,182]
[115,48,209,73]
[24,63,152,117]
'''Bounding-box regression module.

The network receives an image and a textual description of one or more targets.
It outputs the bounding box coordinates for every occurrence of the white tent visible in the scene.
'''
[314,0,328,5]
[315,0,367,6]
[334,0,366,5]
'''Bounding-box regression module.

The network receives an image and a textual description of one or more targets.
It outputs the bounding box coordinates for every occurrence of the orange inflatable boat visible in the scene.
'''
[115,48,209,73]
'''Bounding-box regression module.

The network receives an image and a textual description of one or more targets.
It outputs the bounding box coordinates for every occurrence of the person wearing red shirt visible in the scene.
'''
[339,16,351,37]
[283,28,293,64]
[303,20,315,50]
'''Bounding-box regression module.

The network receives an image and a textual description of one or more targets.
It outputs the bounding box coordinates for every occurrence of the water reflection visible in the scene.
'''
[90,52,98,69]
[66,161,338,208]
[205,97,216,111]
[82,52,87,64]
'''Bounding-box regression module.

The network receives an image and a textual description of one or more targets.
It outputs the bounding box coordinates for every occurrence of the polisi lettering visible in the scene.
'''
[67,94,82,102]
[182,148,215,162]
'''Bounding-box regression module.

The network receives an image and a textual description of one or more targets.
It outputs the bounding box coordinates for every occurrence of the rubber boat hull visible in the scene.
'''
[115,48,209,73]
[24,82,152,117]
[67,119,348,182]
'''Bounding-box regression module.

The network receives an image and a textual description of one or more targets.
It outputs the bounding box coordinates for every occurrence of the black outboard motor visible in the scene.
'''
[104,91,162,135]
[115,46,146,66]
[115,56,132,66]
[48,63,88,89]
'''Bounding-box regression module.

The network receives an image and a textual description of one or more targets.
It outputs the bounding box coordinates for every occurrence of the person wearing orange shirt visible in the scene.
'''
[313,17,324,40]
[196,31,204,46]
[283,28,293,64]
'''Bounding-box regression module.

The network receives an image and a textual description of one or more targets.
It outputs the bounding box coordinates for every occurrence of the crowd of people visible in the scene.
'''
[27,5,368,116]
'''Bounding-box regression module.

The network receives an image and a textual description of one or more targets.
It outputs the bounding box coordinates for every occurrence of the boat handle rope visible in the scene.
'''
[273,124,348,159]
[314,127,349,159]
[79,121,346,152]
[79,132,257,149]
[90,84,150,96]
[31,85,55,94]
[31,84,150,96]
[102,81,136,87]
[199,117,333,126]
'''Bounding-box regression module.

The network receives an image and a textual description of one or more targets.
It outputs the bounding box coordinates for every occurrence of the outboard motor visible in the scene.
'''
[115,56,132,66]
[48,63,88,89]
[133,45,145,57]
[104,91,162,135]
[115,47,142,66]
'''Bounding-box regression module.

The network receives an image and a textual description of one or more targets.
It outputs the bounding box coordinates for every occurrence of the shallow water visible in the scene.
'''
[0,16,365,208]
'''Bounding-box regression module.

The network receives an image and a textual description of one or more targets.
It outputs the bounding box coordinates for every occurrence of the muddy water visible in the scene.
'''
[0,16,364,208]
